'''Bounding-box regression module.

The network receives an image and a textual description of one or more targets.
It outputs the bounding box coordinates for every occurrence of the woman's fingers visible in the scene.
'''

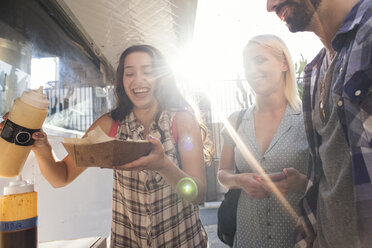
[0,113,9,132]
[240,174,270,198]
[114,136,160,171]
[283,167,299,177]
[258,175,288,194]
[114,135,168,172]
[32,129,47,140]
[114,156,148,171]
[249,181,271,198]
[2,113,8,120]
[147,135,162,153]
[31,129,51,150]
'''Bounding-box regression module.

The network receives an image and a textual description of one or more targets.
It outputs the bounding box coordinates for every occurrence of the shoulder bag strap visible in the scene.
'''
[109,120,119,138]
[234,109,247,174]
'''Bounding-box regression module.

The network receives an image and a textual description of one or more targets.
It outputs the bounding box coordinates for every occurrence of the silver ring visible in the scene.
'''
[15,131,32,144]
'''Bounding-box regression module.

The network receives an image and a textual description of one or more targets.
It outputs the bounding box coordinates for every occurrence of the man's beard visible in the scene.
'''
[277,0,322,32]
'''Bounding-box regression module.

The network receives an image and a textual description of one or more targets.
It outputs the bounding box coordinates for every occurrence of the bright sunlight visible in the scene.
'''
[171,0,322,122]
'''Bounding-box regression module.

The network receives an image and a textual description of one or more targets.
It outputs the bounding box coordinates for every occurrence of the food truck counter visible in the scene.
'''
[39,236,107,248]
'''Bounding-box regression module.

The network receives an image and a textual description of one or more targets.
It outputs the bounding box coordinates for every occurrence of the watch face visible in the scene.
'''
[16,131,32,144]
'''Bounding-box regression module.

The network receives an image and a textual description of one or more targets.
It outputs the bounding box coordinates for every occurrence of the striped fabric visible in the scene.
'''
[110,111,207,248]
[294,0,372,247]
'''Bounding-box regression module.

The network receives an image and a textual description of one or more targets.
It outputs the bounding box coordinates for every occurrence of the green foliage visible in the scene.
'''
[295,54,307,78]
[295,54,307,98]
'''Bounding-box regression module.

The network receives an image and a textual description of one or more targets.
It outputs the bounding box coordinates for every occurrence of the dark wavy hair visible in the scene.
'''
[110,44,213,164]
[111,44,189,120]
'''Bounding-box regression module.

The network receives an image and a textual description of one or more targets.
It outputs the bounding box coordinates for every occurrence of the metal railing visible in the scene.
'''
[44,86,95,132]
[43,79,254,155]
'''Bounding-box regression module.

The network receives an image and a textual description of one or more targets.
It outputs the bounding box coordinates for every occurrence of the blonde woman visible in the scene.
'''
[218,34,309,248]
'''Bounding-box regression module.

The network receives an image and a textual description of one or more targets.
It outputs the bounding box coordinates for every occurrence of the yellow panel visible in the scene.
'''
[0,192,37,222]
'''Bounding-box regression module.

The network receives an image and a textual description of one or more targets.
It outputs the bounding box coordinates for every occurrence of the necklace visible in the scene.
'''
[319,78,327,123]
[318,52,336,124]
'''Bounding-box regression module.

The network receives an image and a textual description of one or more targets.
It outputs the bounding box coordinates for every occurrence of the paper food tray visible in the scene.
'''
[62,140,152,167]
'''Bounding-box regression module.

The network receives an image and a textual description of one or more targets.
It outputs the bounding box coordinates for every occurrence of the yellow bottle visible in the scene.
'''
[0,176,38,248]
[0,86,49,178]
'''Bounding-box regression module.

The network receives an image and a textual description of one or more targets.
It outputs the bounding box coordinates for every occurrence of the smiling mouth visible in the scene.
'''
[249,76,264,83]
[276,2,291,22]
[132,87,150,94]
[280,7,289,21]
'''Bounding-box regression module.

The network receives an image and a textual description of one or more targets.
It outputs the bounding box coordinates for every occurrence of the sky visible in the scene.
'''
[31,57,59,89]
[184,0,323,83]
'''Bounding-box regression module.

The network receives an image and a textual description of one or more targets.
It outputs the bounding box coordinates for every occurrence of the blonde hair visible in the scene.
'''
[243,34,301,110]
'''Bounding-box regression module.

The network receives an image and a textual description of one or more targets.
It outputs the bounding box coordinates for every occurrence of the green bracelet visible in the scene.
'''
[176,177,198,202]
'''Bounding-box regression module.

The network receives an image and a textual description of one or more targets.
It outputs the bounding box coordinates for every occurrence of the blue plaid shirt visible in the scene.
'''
[295,0,372,247]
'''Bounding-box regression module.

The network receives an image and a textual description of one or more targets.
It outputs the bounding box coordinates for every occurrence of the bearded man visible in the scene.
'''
[266,0,372,247]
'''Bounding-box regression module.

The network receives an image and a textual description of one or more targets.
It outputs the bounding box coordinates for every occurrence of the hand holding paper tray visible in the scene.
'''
[62,127,152,167]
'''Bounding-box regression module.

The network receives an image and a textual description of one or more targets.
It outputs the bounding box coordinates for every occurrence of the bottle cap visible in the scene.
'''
[20,86,49,109]
[3,175,34,195]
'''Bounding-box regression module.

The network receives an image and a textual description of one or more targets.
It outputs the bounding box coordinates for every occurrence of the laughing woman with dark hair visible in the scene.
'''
[1,44,212,247]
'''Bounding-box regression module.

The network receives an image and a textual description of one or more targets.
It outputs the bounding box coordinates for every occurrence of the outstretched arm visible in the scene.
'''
[32,113,113,188]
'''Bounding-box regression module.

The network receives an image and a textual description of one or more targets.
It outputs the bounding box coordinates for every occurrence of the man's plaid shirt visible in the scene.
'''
[294,0,372,247]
